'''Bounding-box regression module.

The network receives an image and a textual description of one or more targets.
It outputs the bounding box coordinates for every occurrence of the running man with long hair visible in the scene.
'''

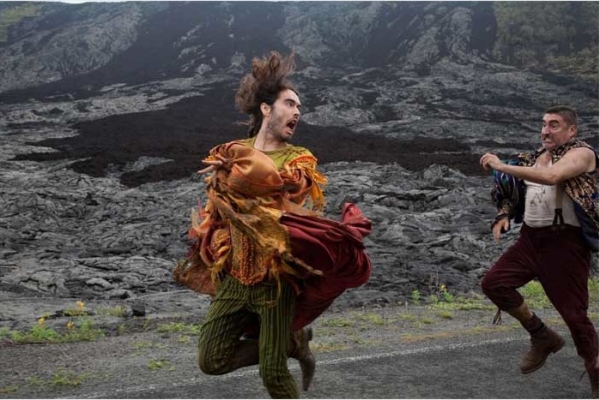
[174,51,372,398]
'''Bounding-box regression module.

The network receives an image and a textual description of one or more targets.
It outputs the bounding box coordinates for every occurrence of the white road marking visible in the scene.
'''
[322,336,523,366]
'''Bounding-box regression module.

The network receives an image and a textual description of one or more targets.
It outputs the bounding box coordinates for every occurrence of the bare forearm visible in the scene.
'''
[492,163,559,185]
[481,148,594,185]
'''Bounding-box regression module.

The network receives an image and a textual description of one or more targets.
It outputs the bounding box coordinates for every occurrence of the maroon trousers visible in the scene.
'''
[481,223,598,361]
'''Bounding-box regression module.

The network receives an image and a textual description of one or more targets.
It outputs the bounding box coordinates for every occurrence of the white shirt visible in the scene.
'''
[523,158,580,227]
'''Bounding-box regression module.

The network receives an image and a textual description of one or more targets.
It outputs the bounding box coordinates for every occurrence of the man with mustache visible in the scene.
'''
[174,51,371,398]
[480,105,598,398]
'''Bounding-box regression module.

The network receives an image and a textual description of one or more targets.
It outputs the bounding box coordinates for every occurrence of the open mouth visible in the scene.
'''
[286,119,298,131]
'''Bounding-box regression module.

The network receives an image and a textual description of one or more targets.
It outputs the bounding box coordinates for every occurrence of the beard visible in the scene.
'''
[266,114,292,142]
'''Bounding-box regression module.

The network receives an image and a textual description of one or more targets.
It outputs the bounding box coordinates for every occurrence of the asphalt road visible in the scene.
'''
[69,330,592,399]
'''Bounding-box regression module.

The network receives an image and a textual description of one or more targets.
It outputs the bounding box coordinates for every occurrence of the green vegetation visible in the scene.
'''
[320,317,354,328]
[177,335,192,343]
[411,289,421,305]
[356,312,386,326]
[493,2,598,77]
[95,305,127,318]
[28,369,89,387]
[436,310,454,320]
[117,324,127,336]
[0,4,41,42]
[518,280,551,309]
[64,301,87,317]
[147,358,174,371]
[0,316,104,344]
[49,370,89,386]
[411,283,494,311]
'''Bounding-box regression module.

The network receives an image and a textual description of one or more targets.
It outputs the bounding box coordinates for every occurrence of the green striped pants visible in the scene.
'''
[198,275,299,398]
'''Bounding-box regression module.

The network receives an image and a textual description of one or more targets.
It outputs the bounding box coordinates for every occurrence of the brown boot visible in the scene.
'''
[290,327,316,391]
[585,357,599,399]
[520,326,565,374]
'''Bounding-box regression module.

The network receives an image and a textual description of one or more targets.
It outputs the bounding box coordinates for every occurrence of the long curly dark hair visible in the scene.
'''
[235,51,297,137]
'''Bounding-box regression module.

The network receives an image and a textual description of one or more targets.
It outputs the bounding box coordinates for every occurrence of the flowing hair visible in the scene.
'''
[235,51,297,137]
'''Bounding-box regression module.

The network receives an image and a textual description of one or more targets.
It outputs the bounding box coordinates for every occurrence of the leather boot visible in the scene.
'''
[520,326,565,374]
[585,357,599,399]
[289,327,315,391]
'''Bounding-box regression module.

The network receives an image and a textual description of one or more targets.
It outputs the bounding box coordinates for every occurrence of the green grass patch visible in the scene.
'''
[177,335,192,343]
[429,297,495,311]
[395,312,419,322]
[10,324,62,343]
[319,317,354,328]
[50,370,89,386]
[95,305,127,317]
[63,309,87,317]
[356,312,386,326]
[62,318,105,342]
[518,281,552,309]
[28,370,88,387]
[411,289,421,305]
[436,310,454,320]
[147,358,171,371]
[5,317,104,344]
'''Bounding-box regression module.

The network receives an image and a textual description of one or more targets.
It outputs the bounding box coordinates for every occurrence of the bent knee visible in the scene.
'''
[198,347,226,375]
[199,357,227,375]
[480,274,496,296]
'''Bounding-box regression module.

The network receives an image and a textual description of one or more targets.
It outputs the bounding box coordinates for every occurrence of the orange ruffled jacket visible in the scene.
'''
[174,139,372,330]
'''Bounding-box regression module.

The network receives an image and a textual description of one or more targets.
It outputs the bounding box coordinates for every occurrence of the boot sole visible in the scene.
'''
[520,338,565,375]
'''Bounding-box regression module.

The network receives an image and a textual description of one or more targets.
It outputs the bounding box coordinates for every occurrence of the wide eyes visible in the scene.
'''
[285,99,301,111]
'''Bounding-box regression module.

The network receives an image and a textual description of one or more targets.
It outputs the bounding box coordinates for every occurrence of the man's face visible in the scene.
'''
[264,89,301,143]
[541,113,576,151]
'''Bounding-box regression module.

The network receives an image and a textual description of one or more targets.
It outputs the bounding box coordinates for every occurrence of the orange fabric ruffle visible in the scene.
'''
[173,141,373,330]
[174,141,326,295]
